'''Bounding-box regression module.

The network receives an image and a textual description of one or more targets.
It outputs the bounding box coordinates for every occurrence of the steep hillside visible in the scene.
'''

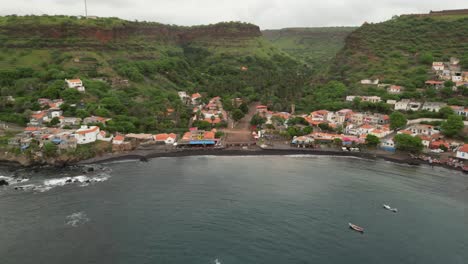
[262,27,356,71]
[0,15,309,131]
[331,14,468,87]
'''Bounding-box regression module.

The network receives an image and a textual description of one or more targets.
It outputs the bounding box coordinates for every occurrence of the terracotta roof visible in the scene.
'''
[66,79,82,83]
[204,131,215,139]
[114,135,125,141]
[459,144,468,153]
[76,126,99,135]
[425,80,444,85]
[24,127,41,132]
[360,124,374,129]
[256,105,268,109]
[192,93,202,99]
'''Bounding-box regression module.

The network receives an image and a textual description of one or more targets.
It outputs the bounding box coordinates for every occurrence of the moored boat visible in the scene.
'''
[383,204,398,213]
[349,223,364,233]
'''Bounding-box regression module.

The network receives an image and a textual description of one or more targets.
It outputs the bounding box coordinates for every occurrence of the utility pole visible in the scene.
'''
[84,0,88,17]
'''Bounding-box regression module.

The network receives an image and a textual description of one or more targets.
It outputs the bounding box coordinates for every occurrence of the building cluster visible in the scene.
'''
[192,96,227,125]
[65,78,86,92]
[429,57,468,86]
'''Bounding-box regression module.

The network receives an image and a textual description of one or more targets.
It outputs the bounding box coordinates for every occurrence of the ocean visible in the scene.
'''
[0,155,467,264]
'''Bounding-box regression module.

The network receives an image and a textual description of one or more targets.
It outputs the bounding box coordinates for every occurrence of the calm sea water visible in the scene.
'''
[0,156,467,264]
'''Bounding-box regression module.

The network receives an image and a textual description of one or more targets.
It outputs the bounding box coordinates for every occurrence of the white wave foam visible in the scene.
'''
[66,212,89,227]
[14,173,110,193]
[214,259,221,264]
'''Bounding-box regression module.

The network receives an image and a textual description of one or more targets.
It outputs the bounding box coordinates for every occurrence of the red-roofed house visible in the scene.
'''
[113,135,125,145]
[191,93,202,105]
[456,144,468,160]
[256,105,268,113]
[74,126,100,144]
[65,78,85,92]
[154,133,177,144]
[425,80,444,89]
[388,85,403,94]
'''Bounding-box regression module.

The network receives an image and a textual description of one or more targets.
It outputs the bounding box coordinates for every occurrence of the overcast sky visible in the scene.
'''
[0,0,467,29]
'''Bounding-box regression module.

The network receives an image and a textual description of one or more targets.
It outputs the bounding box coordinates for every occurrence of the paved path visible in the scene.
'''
[224,103,259,143]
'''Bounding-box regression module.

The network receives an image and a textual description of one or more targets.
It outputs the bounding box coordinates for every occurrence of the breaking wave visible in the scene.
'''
[14,173,111,193]
[66,212,90,227]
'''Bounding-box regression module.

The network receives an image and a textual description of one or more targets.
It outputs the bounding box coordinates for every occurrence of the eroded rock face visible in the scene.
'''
[0,22,262,47]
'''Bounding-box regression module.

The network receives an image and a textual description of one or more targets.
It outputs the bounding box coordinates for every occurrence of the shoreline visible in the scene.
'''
[1,147,465,174]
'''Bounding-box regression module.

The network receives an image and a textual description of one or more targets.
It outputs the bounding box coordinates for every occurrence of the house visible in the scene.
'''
[422,102,447,112]
[256,105,268,113]
[432,62,445,71]
[419,135,431,148]
[97,131,113,142]
[351,113,364,125]
[47,109,63,119]
[191,93,202,105]
[83,116,111,125]
[387,85,403,94]
[154,133,177,145]
[463,72,468,82]
[450,106,468,118]
[408,124,436,136]
[456,144,468,160]
[395,99,410,111]
[112,135,125,145]
[62,117,82,126]
[408,101,422,111]
[74,126,100,144]
[381,139,396,152]
[358,124,375,135]
[29,111,48,126]
[125,133,154,142]
[65,79,85,92]
[452,74,463,83]
[430,140,449,150]
[386,100,397,105]
[425,80,444,90]
[360,79,379,85]
[361,96,382,103]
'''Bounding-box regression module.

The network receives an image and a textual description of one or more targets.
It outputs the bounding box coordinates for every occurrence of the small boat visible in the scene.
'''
[383,204,398,213]
[349,223,364,233]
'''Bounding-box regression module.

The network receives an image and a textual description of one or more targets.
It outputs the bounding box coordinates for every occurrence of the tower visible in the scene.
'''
[84,0,88,17]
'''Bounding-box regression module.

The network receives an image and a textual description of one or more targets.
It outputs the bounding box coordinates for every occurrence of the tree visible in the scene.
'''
[439,106,454,119]
[394,134,423,153]
[366,134,380,147]
[232,109,244,122]
[419,52,433,65]
[250,114,266,126]
[333,138,343,146]
[49,117,60,126]
[390,112,407,130]
[239,103,249,114]
[441,115,464,137]
[43,142,58,157]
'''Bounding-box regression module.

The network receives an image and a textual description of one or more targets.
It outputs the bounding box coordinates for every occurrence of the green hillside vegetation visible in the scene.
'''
[0,15,310,132]
[326,14,468,110]
[263,27,356,72]
[332,15,468,87]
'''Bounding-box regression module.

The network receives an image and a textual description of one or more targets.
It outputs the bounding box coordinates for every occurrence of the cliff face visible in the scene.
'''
[0,21,262,47]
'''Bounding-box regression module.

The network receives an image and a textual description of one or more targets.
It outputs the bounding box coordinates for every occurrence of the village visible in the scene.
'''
[3,57,468,171]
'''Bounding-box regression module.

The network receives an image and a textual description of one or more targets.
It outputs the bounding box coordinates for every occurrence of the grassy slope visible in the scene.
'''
[262,27,356,72]
[0,15,309,131]
[331,15,468,87]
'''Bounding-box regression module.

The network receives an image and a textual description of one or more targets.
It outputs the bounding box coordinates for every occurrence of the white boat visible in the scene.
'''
[383,204,398,212]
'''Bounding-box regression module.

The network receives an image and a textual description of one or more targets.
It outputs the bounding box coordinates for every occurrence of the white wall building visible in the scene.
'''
[74,125,100,145]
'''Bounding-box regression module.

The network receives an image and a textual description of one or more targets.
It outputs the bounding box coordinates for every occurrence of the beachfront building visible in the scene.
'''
[456,144,468,160]
[154,133,177,145]
[74,125,100,144]
[178,129,219,148]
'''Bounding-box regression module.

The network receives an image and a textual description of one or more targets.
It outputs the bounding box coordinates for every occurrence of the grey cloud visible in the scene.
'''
[0,0,466,29]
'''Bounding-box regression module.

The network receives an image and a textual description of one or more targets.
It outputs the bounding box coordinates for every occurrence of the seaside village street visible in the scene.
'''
[3,57,468,171]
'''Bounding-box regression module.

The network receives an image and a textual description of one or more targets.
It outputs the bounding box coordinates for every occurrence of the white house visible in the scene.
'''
[112,135,125,145]
[450,106,468,118]
[65,79,85,92]
[97,131,113,142]
[74,125,100,144]
[452,75,463,82]
[395,99,410,111]
[456,144,468,160]
[360,79,379,85]
[432,62,445,71]
[386,100,397,105]
[408,125,436,136]
[422,102,447,112]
